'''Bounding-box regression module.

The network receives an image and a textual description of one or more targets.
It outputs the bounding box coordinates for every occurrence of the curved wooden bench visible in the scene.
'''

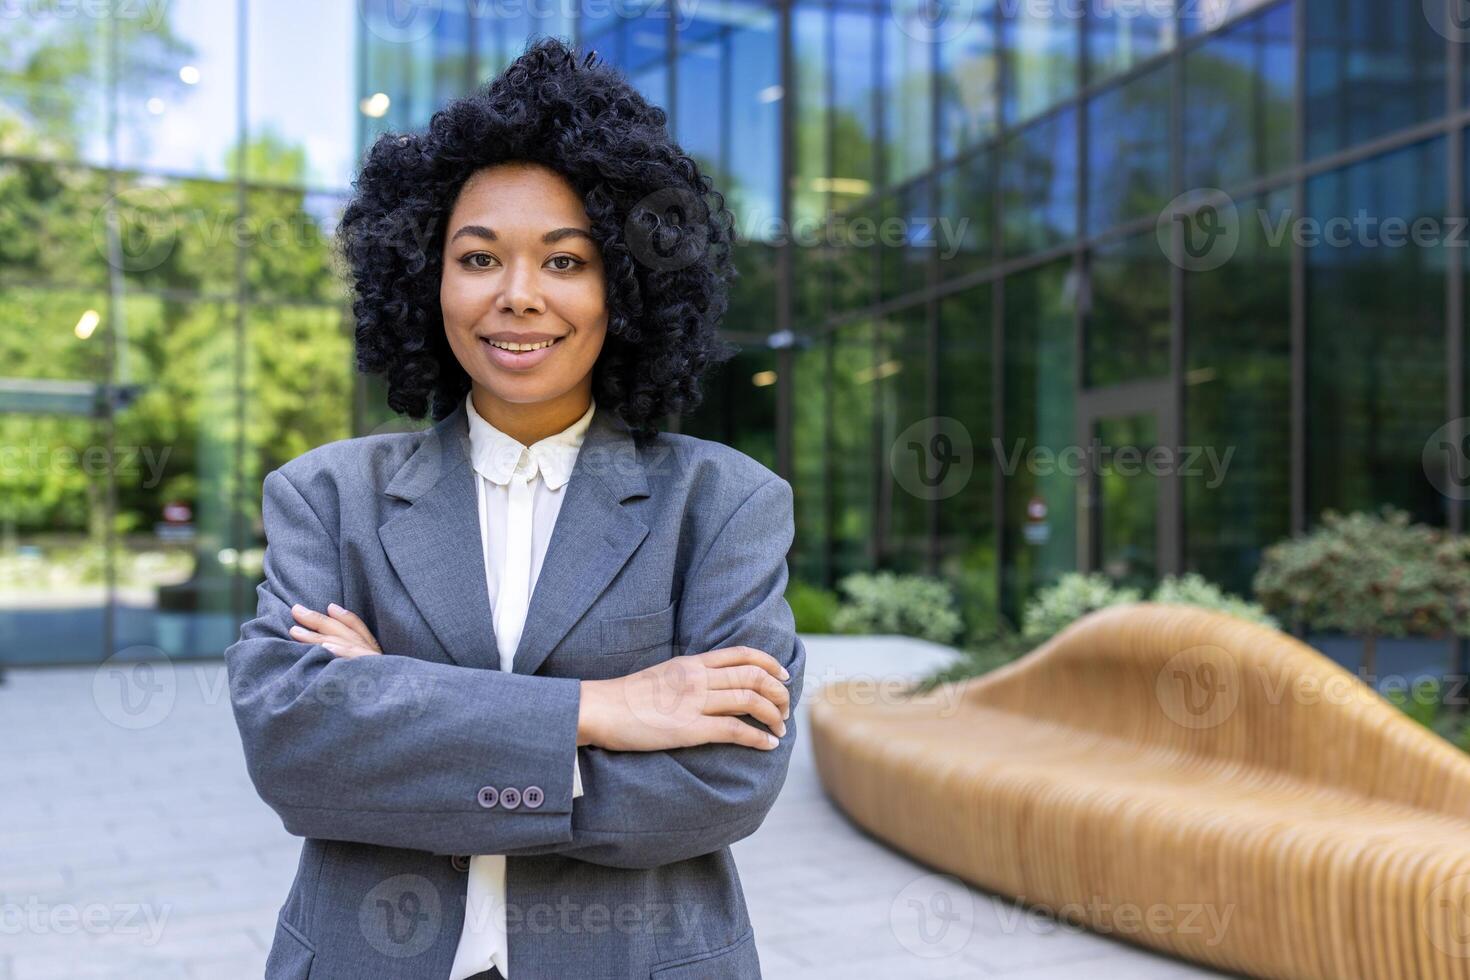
[809,603,1470,980]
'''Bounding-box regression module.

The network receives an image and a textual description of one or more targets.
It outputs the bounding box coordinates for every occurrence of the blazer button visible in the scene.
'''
[451,854,471,872]
[477,786,499,808]
[499,787,522,810]
[522,786,544,809]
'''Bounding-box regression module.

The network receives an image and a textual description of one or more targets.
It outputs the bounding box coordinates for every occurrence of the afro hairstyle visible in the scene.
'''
[336,34,741,440]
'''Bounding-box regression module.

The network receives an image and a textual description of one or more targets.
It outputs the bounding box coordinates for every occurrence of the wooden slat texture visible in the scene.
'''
[808,603,1470,980]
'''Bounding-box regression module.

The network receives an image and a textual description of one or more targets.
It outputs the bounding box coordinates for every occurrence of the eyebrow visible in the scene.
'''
[448,225,596,246]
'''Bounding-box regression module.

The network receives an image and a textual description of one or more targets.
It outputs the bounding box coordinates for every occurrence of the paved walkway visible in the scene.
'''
[0,637,1229,979]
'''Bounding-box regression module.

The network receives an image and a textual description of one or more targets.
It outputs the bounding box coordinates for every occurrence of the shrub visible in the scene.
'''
[1253,507,1470,675]
[786,579,839,634]
[1151,573,1278,629]
[831,571,964,645]
[1021,573,1139,639]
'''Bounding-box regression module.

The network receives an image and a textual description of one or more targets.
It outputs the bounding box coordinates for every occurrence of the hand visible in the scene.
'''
[290,602,383,659]
[577,646,791,753]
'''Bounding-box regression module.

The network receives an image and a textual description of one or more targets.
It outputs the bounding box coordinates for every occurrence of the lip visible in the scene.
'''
[478,334,566,372]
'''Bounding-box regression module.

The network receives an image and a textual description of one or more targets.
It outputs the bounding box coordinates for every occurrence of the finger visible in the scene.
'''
[695,645,790,681]
[326,603,381,652]
[289,624,334,645]
[292,604,357,643]
[697,715,780,750]
[322,641,380,659]
[702,688,787,735]
[708,664,790,719]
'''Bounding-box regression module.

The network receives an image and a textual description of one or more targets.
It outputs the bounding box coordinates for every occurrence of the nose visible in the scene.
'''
[496,259,545,317]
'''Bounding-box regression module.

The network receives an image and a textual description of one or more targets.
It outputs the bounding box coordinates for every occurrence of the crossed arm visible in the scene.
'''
[224,468,804,867]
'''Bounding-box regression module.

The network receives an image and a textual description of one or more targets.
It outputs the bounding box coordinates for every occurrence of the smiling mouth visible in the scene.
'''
[482,337,564,351]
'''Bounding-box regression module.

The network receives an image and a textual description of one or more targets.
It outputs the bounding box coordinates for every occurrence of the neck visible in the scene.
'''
[470,382,593,446]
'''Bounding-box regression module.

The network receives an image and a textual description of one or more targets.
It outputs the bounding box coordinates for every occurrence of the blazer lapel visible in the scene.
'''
[512,406,649,678]
[376,396,649,675]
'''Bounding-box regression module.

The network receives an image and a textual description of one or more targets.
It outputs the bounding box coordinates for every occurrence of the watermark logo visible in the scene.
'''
[93,646,176,730]
[360,874,441,958]
[1424,873,1470,958]
[1426,0,1470,43]
[891,0,979,44]
[1157,188,1240,272]
[94,187,179,274]
[625,186,711,274]
[359,0,443,44]
[890,417,974,501]
[1425,418,1470,501]
[889,874,974,959]
[1156,644,1241,730]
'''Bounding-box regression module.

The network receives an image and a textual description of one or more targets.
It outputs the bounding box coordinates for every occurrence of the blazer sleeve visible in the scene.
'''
[224,467,583,856]
[501,474,806,870]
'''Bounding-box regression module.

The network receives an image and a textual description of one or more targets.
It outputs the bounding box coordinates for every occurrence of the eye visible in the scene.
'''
[460,253,496,269]
[547,254,585,271]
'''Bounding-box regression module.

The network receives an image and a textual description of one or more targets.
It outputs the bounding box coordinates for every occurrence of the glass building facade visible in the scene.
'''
[1,0,1463,662]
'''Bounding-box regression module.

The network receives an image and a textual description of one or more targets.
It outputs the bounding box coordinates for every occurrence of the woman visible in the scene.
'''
[224,36,804,980]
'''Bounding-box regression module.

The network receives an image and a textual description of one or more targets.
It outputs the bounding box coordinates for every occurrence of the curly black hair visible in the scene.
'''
[336,35,740,440]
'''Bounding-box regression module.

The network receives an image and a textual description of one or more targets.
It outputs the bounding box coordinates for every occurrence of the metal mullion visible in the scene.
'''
[233,0,252,634]
[1074,0,1090,573]
[1289,0,1306,539]
[1445,1,1466,677]
[1164,0,1184,577]
[776,0,793,484]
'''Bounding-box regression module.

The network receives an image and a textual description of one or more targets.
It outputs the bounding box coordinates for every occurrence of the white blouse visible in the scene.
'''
[447,390,594,980]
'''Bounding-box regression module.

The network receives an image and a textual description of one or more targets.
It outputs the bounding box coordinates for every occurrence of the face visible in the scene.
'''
[440,161,608,421]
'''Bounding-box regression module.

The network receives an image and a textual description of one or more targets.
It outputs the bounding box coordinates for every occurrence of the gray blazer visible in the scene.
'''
[224,397,805,980]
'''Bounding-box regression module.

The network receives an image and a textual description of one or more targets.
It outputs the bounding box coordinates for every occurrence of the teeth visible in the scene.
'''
[487,338,557,352]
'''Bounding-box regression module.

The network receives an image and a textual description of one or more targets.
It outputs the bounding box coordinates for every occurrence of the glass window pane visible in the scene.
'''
[729,12,780,234]
[1183,188,1291,596]
[0,8,108,165]
[0,284,111,655]
[675,34,723,179]
[1088,0,1175,82]
[938,0,998,160]
[1000,108,1077,258]
[793,1,832,328]
[1001,260,1077,620]
[115,295,244,660]
[831,199,879,313]
[1095,413,1158,589]
[246,302,355,473]
[938,283,995,633]
[110,175,240,298]
[0,160,111,292]
[252,0,359,190]
[1084,233,1170,387]
[1183,1,1294,192]
[627,22,669,105]
[727,241,779,334]
[831,319,876,576]
[118,1,241,181]
[245,189,348,304]
[680,346,779,467]
[884,0,934,185]
[832,0,879,193]
[791,337,831,585]
[937,148,993,282]
[1002,2,1078,126]
[877,305,930,571]
[1182,0,1280,36]
[1086,64,1171,234]
[1305,139,1447,526]
[1305,0,1446,160]
[358,0,472,150]
[793,1,831,230]
[880,180,933,301]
